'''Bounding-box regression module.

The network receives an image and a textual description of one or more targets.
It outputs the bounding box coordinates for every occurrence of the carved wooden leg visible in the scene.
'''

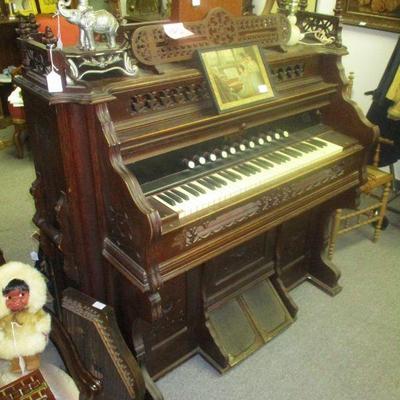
[13,121,27,159]
[373,182,391,242]
[327,208,342,260]
[308,209,342,296]
[132,319,164,400]
[0,249,5,265]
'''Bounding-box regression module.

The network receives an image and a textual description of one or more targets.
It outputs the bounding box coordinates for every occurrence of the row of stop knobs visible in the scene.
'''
[183,130,290,169]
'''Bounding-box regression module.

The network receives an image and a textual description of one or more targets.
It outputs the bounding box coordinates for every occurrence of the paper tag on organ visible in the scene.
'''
[164,23,194,39]
[46,70,63,93]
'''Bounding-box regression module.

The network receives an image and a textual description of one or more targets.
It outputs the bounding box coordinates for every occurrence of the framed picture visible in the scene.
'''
[341,0,400,33]
[37,0,57,14]
[262,0,317,14]
[4,0,37,16]
[198,44,275,113]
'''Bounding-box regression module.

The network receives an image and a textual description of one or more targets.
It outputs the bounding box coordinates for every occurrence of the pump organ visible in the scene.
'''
[16,8,376,392]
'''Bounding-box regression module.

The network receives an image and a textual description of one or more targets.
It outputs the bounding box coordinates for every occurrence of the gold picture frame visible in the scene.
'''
[198,44,275,114]
[5,0,38,16]
[263,0,317,14]
[37,0,57,14]
[341,0,400,33]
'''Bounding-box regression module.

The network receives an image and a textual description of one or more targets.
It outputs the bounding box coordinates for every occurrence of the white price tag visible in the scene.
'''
[92,301,106,310]
[192,0,201,6]
[46,70,63,93]
[258,84,269,93]
[359,21,367,26]
[164,23,194,39]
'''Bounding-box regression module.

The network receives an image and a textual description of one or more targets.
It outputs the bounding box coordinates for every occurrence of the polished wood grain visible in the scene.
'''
[15,9,377,397]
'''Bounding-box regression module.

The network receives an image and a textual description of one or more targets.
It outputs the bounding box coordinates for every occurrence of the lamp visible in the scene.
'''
[280,0,305,46]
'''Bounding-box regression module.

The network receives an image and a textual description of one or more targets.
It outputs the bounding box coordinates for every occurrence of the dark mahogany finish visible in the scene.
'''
[16,10,377,397]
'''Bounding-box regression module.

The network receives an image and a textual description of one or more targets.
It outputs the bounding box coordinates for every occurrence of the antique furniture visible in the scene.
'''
[15,6,376,399]
[326,71,394,259]
[0,370,56,399]
[0,19,20,121]
[50,288,148,399]
[7,103,27,158]
[327,136,393,259]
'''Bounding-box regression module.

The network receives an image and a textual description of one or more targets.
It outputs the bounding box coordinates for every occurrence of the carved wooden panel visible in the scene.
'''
[62,288,146,399]
[183,160,349,247]
[131,8,290,65]
[203,233,276,306]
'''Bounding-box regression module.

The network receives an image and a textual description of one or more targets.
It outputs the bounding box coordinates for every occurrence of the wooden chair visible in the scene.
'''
[327,72,394,259]
[327,136,393,259]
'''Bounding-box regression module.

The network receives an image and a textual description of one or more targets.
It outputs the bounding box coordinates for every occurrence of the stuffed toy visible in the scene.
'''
[0,262,51,374]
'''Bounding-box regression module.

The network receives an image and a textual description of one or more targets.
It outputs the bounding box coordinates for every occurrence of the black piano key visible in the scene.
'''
[263,154,284,164]
[300,141,317,151]
[206,176,222,188]
[307,138,327,147]
[212,175,228,186]
[291,143,313,153]
[198,178,216,190]
[226,169,243,180]
[218,171,237,182]
[233,166,251,176]
[244,162,261,173]
[187,182,205,194]
[252,159,270,169]
[165,190,183,203]
[171,188,190,200]
[239,164,256,175]
[274,152,291,161]
[279,148,302,158]
[188,182,206,194]
[256,158,274,168]
[181,184,199,197]
[157,193,176,206]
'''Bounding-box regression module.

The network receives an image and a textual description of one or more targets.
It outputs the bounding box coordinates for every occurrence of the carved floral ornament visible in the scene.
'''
[184,161,347,246]
[131,8,290,66]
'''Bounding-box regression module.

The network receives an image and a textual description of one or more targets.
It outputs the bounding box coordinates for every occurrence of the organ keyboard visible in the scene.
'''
[16,8,377,399]
[149,127,344,219]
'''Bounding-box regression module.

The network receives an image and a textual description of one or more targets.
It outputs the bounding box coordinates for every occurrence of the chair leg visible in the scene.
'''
[13,123,25,159]
[373,182,391,242]
[328,209,342,260]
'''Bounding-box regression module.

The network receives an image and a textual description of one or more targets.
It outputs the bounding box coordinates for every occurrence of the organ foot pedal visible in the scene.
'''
[200,278,294,371]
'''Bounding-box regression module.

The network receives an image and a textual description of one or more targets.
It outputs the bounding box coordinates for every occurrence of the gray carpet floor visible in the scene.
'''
[1,138,399,400]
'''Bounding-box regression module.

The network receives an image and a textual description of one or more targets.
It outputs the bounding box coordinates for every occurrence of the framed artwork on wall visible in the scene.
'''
[37,0,57,14]
[4,0,38,16]
[198,44,275,113]
[262,0,317,14]
[341,0,400,33]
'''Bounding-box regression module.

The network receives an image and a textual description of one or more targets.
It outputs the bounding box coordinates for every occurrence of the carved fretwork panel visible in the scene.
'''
[296,11,342,47]
[130,81,210,114]
[131,8,290,65]
[270,63,305,83]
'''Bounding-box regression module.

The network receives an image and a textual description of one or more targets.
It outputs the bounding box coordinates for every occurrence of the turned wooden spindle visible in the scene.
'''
[299,0,308,11]
[334,0,343,16]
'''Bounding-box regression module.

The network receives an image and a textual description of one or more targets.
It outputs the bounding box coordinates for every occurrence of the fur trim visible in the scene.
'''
[0,262,47,319]
[0,310,51,359]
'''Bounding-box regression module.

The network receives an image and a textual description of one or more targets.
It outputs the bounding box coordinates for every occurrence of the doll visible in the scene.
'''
[0,262,51,374]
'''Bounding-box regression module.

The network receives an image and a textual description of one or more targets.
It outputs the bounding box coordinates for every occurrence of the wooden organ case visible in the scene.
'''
[16,8,376,398]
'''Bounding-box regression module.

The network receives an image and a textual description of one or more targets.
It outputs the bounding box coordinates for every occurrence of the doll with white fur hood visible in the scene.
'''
[0,261,51,374]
